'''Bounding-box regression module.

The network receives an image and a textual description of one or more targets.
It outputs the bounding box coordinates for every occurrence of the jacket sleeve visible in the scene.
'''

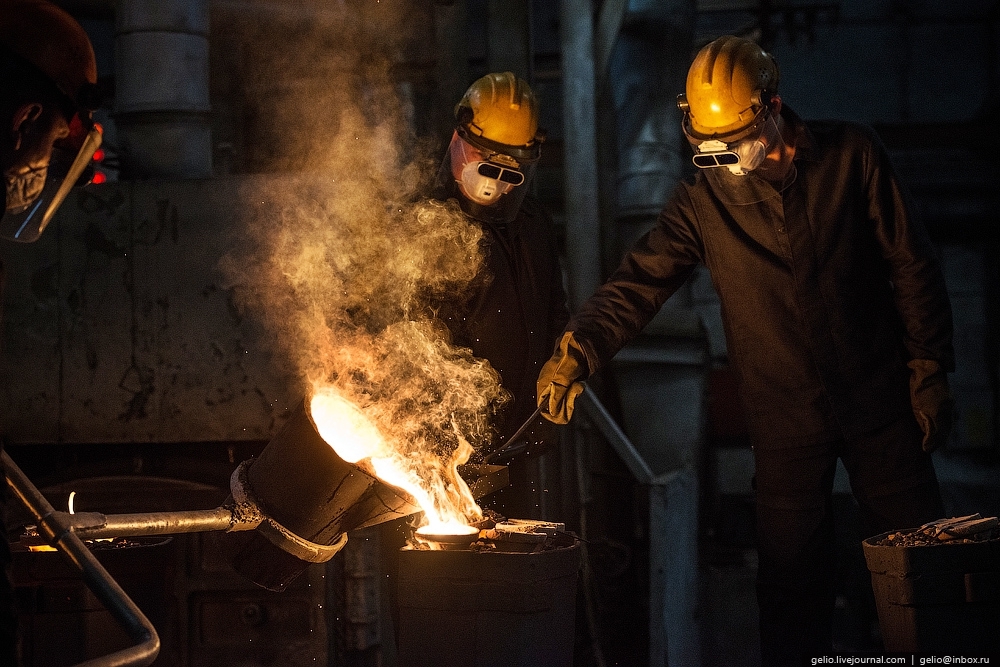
[863,127,955,371]
[569,184,704,374]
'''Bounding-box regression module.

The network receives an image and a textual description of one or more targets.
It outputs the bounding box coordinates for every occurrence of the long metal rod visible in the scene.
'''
[483,403,545,463]
[67,507,250,539]
[3,450,161,667]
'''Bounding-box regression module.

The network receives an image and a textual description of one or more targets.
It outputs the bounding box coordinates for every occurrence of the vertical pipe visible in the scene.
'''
[650,467,701,667]
[607,0,694,257]
[559,9,604,664]
[342,527,381,653]
[560,0,602,311]
[114,0,212,178]
[483,0,552,517]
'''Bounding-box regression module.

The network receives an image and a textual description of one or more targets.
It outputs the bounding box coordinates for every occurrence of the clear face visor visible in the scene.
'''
[1,116,103,243]
[450,132,528,206]
[683,108,777,177]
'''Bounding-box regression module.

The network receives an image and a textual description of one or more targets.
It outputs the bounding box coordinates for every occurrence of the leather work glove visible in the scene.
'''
[908,359,954,453]
[537,331,588,425]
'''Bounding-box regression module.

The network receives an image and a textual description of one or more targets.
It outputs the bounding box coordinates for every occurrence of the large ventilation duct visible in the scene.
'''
[114,0,212,178]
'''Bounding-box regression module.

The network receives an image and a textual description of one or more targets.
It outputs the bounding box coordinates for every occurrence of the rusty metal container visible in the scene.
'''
[396,541,581,667]
[863,530,1000,652]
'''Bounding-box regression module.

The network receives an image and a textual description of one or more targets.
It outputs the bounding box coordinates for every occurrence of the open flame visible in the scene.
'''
[310,383,483,534]
[26,491,107,552]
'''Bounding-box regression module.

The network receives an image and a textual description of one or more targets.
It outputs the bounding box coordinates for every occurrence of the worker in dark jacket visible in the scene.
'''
[433,72,569,517]
[537,36,952,664]
[0,1,103,661]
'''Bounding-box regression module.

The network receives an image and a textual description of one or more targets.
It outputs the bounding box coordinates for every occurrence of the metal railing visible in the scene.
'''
[571,388,697,667]
[2,450,265,667]
[4,450,161,667]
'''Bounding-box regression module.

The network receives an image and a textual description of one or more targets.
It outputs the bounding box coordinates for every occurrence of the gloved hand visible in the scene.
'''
[537,332,589,424]
[908,359,954,453]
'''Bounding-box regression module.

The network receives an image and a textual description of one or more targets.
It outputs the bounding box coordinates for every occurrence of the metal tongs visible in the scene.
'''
[483,403,547,464]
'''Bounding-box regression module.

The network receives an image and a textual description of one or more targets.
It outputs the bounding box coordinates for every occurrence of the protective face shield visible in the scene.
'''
[447,128,536,225]
[1,113,102,243]
[452,133,524,205]
[1,0,103,242]
[440,72,544,225]
[683,105,796,205]
[682,104,779,177]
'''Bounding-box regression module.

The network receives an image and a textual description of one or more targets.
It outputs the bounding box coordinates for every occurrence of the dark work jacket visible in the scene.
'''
[436,196,570,457]
[570,108,954,445]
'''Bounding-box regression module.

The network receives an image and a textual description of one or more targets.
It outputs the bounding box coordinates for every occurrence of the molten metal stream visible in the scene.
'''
[309,386,482,535]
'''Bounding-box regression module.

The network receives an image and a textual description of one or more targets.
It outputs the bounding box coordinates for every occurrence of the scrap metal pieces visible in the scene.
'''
[880,513,1000,546]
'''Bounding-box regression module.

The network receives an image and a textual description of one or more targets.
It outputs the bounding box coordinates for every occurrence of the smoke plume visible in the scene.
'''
[218,2,506,524]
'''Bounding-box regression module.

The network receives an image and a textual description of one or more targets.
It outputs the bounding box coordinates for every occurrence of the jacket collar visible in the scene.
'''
[781,105,817,162]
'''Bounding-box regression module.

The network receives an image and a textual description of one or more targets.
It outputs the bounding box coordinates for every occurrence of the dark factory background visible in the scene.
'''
[1,0,998,666]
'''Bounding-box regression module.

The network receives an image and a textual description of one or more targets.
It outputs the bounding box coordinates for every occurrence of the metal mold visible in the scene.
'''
[413,525,480,551]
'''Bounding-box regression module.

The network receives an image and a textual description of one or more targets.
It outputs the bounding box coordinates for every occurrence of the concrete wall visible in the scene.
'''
[0,176,297,444]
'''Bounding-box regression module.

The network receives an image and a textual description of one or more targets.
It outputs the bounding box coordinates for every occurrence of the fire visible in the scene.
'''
[310,383,482,533]
[309,386,385,464]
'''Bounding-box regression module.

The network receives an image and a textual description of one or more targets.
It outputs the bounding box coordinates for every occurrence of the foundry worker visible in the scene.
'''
[536,36,953,665]
[0,0,103,660]
[432,72,569,518]
[0,0,102,244]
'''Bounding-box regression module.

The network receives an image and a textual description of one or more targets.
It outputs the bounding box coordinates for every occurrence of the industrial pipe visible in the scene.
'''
[114,0,212,177]
[577,389,655,484]
[560,0,603,311]
[56,507,260,540]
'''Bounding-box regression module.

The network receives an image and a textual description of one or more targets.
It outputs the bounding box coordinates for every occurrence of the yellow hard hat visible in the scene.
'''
[455,72,542,162]
[0,0,100,110]
[678,36,778,141]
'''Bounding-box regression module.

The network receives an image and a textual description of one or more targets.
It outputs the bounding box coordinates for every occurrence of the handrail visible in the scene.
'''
[3,450,161,667]
[576,389,655,484]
